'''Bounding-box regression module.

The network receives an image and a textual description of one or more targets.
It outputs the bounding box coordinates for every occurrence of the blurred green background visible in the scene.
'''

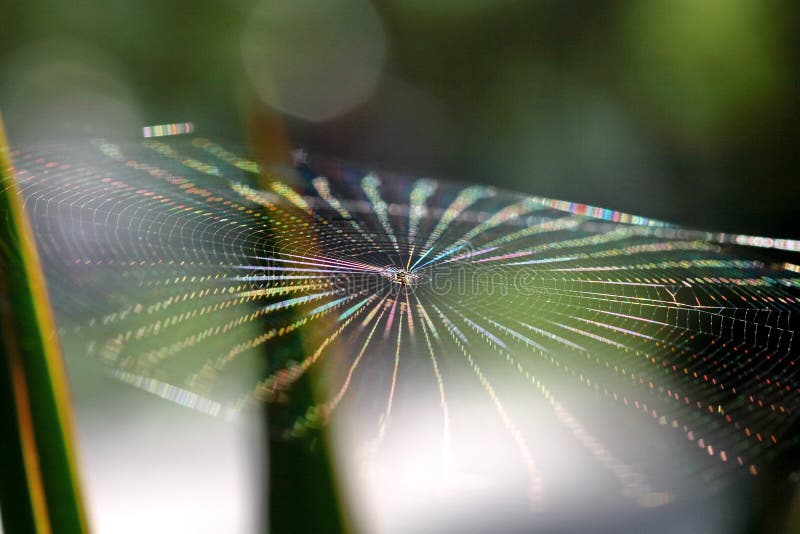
[1,0,798,237]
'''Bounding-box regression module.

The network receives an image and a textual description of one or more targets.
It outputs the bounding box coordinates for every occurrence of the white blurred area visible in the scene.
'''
[241,0,386,122]
[327,346,747,534]
[0,38,142,141]
[71,372,263,534]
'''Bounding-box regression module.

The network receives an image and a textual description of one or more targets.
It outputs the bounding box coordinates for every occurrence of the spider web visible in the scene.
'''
[6,135,800,522]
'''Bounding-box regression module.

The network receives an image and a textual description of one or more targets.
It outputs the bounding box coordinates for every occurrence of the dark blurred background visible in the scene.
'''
[2,0,798,237]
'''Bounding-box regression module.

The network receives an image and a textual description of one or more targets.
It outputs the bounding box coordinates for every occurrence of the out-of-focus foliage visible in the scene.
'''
[1,0,798,235]
[624,0,787,141]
